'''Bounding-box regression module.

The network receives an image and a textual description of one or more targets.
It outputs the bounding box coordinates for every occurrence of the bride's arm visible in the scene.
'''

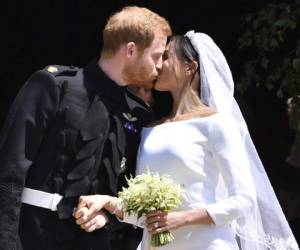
[203,116,256,227]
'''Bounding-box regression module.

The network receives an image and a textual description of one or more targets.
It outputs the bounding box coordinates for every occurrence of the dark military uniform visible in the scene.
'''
[0,60,153,250]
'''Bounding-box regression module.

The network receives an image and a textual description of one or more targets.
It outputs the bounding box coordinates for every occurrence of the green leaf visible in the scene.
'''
[292,58,300,71]
[274,19,288,27]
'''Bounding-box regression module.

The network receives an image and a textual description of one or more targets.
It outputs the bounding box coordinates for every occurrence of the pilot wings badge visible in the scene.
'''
[122,112,138,133]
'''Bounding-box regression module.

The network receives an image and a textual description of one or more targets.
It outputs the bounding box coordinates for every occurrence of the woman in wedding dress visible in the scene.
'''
[74,31,299,250]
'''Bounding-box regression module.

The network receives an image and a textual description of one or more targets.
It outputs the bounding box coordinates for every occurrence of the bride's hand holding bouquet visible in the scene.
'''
[74,172,182,247]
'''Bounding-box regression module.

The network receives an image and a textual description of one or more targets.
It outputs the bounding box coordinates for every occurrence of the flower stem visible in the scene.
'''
[151,231,175,247]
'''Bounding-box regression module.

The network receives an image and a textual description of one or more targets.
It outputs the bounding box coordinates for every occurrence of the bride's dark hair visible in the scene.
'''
[171,36,199,66]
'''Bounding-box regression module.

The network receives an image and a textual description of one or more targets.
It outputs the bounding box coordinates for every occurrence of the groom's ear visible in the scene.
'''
[125,42,137,58]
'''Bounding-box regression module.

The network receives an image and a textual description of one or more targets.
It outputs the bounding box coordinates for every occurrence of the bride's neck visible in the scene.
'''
[168,78,215,122]
[169,86,202,120]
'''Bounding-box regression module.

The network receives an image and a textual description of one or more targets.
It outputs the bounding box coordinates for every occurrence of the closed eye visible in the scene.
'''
[162,50,169,60]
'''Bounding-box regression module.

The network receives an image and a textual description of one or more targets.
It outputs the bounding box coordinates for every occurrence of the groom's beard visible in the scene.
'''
[122,63,155,88]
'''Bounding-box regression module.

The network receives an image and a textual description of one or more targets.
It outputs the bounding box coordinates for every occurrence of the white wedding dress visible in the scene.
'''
[130,113,256,250]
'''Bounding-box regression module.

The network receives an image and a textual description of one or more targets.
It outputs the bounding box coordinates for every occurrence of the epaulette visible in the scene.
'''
[43,65,79,77]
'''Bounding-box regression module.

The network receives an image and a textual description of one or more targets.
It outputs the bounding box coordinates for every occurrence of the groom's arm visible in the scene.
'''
[0,70,60,249]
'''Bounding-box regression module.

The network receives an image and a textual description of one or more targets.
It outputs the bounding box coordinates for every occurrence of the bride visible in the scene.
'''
[73,31,299,250]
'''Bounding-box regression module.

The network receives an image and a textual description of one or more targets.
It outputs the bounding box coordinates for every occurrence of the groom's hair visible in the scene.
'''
[101,6,172,58]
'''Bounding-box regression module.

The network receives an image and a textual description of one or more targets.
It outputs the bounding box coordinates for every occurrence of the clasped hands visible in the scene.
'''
[73,195,188,233]
[73,195,111,232]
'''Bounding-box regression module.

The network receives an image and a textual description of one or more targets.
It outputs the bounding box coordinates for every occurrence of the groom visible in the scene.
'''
[0,6,171,250]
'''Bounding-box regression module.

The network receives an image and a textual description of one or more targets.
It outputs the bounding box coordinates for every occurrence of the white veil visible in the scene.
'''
[185,30,299,250]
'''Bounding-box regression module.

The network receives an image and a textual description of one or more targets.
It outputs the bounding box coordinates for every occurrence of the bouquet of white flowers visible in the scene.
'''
[118,172,182,247]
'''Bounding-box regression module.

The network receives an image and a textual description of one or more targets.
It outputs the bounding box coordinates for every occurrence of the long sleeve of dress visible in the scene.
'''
[204,117,256,227]
[0,70,60,249]
[119,213,146,228]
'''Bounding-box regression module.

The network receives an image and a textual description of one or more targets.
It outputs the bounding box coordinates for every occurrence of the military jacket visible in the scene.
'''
[0,60,153,249]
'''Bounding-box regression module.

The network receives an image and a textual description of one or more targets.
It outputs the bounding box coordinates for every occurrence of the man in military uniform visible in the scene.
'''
[0,6,171,250]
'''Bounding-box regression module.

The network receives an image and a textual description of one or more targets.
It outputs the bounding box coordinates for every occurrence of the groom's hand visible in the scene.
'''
[73,195,109,232]
[75,209,109,232]
[74,195,106,222]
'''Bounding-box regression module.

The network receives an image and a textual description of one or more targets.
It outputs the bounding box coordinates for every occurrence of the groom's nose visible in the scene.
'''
[156,57,163,71]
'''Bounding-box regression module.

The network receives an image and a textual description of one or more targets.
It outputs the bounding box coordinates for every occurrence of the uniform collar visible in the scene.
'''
[83,59,127,103]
